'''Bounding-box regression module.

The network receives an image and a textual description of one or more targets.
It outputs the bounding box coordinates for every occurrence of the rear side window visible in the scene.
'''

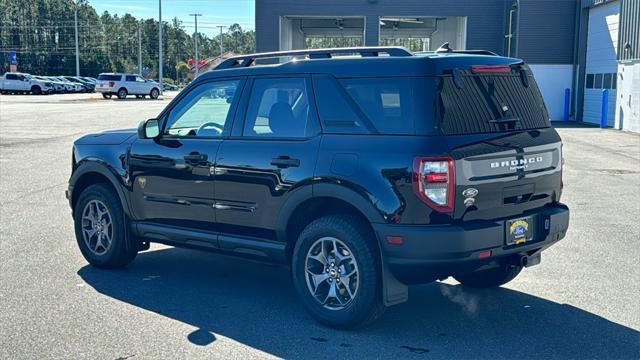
[340,78,415,134]
[98,74,121,81]
[436,69,551,135]
[5,74,18,80]
[243,77,315,138]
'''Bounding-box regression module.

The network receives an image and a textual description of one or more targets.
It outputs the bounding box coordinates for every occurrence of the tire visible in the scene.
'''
[454,265,522,288]
[150,88,159,99]
[31,86,41,95]
[292,214,384,329]
[73,184,137,269]
[102,93,112,99]
[117,88,127,99]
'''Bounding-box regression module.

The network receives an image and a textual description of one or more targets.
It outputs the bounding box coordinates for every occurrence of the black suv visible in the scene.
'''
[67,46,569,328]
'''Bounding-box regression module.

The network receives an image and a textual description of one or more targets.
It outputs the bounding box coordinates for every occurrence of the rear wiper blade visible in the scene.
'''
[488,117,520,124]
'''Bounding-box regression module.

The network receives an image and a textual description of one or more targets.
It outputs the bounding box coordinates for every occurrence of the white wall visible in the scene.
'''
[615,61,640,132]
[529,64,574,121]
[583,1,620,126]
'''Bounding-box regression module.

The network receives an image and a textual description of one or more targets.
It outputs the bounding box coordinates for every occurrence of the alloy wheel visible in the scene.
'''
[81,200,113,256]
[304,236,359,310]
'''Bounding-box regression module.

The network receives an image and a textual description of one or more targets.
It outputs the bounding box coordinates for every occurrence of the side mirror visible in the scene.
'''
[138,118,160,139]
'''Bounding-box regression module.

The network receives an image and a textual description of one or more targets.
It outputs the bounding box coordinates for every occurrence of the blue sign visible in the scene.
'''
[9,51,17,65]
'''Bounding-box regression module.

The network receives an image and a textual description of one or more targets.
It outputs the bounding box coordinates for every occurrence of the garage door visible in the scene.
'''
[582,1,619,126]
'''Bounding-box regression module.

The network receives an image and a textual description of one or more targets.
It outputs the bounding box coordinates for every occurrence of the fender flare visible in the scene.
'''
[69,161,131,217]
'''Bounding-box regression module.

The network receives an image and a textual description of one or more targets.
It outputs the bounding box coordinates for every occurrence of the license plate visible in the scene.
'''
[506,216,533,245]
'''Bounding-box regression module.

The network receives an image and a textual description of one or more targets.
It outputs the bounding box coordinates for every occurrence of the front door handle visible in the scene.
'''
[270,156,300,168]
[184,152,208,164]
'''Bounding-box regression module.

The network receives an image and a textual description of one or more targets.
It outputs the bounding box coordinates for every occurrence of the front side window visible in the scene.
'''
[125,75,136,82]
[136,76,146,83]
[243,78,313,138]
[164,80,241,137]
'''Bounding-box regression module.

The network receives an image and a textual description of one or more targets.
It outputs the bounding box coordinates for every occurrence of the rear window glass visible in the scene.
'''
[436,70,551,135]
[98,74,121,81]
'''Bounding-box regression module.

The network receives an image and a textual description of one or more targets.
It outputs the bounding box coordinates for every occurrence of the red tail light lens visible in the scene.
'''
[108,81,115,88]
[413,157,455,213]
[470,65,511,73]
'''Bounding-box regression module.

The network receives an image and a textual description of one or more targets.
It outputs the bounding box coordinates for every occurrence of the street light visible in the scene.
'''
[190,13,202,77]
[158,0,163,94]
[74,0,80,76]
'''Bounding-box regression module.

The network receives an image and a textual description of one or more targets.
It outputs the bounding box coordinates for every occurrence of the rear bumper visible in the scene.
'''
[374,203,569,284]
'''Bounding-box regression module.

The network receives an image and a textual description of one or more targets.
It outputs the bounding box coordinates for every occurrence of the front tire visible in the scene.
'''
[292,215,384,328]
[454,265,522,288]
[73,184,137,269]
[150,88,159,99]
[117,88,128,99]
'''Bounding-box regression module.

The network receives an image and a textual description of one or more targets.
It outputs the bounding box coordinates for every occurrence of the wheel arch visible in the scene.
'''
[70,162,131,217]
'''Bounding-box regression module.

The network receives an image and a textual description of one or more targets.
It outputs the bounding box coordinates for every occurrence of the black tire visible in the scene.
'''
[31,86,41,95]
[292,215,385,329]
[454,265,522,288]
[102,93,112,99]
[117,88,128,99]
[150,88,159,99]
[73,184,137,269]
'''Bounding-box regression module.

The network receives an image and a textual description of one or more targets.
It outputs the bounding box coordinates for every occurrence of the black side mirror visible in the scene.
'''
[138,118,160,139]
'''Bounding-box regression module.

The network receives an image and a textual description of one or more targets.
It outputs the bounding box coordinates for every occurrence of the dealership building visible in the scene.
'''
[255,0,640,132]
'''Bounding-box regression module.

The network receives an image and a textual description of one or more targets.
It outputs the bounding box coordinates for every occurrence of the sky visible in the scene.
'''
[90,0,255,36]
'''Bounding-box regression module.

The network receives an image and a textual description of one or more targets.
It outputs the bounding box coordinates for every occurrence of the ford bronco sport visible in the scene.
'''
[67,45,570,328]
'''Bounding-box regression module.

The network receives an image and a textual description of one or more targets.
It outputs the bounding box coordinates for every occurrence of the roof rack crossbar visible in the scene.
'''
[215,46,413,69]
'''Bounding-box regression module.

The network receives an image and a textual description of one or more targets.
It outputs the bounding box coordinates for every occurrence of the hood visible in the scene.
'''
[75,128,137,145]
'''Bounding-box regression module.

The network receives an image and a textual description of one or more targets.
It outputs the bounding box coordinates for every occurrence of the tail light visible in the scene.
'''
[413,157,455,213]
[108,81,115,88]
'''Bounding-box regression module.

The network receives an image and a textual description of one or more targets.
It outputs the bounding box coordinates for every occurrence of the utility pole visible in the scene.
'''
[158,0,163,94]
[190,13,202,77]
[216,25,225,57]
[74,1,80,76]
[137,26,142,76]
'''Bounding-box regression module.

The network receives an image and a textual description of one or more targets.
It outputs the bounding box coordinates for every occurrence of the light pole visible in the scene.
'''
[158,0,163,94]
[190,13,202,77]
[74,0,80,76]
[217,25,225,57]
[137,25,142,75]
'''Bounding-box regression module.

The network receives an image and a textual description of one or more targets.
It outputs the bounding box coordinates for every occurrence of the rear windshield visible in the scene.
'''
[98,74,121,81]
[436,69,551,134]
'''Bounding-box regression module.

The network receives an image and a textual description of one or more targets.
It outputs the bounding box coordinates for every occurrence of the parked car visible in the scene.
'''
[67,46,570,328]
[65,76,95,93]
[33,76,65,93]
[52,77,82,93]
[162,83,178,91]
[95,73,160,99]
[1,72,54,95]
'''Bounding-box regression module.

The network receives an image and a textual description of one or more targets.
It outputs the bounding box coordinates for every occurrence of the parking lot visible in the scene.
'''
[0,93,639,359]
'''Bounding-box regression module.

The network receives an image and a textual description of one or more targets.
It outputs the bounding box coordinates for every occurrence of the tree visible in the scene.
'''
[175,60,189,84]
[0,1,255,79]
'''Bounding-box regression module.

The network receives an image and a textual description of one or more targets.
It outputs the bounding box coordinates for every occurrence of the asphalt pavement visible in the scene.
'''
[0,93,638,359]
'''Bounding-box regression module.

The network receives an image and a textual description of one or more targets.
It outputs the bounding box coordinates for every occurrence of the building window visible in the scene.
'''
[603,73,612,89]
[611,74,617,89]
[594,73,603,89]
[586,74,594,89]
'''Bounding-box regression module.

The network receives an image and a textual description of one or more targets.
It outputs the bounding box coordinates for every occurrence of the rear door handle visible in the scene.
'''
[184,152,208,164]
[270,156,300,168]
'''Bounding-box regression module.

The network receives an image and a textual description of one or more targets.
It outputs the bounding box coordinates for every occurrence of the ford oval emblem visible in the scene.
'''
[462,188,478,198]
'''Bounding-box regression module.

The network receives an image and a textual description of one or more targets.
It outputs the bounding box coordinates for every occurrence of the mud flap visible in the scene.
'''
[382,260,408,306]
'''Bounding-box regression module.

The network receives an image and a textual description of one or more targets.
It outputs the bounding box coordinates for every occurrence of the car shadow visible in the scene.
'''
[77,247,639,358]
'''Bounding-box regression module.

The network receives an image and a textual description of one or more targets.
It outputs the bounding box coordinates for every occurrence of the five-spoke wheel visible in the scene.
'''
[81,199,113,256]
[305,237,359,310]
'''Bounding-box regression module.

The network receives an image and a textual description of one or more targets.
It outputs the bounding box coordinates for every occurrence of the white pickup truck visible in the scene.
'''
[0,72,54,95]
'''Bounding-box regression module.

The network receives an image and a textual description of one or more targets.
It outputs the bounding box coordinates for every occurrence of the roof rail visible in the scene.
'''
[435,42,497,56]
[215,46,413,69]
